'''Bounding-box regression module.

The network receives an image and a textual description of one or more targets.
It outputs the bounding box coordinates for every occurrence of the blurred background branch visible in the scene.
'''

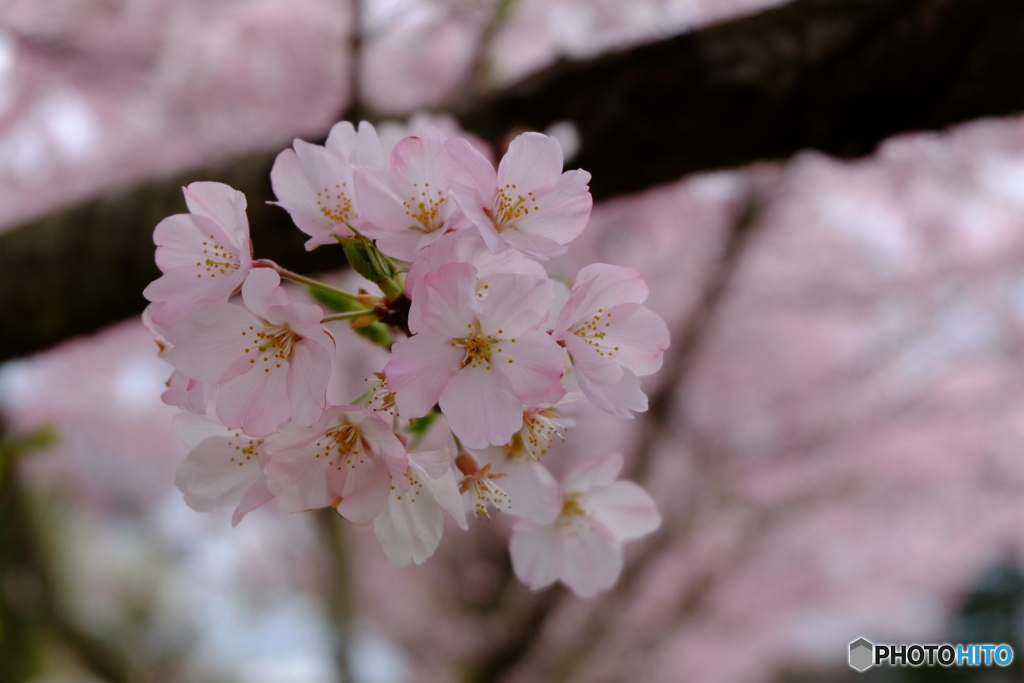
[4,0,1024,361]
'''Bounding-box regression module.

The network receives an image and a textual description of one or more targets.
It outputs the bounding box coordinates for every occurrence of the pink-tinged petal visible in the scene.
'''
[294,139,358,215]
[142,302,170,342]
[412,454,467,530]
[546,279,571,334]
[264,440,333,512]
[216,360,292,437]
[509,522,563,591]
[373,467,444,567]
[439,366,523,448]
[487,459,561,524]
[286,340,331,427]
[145,269,232,328]
[145,215,249,325]
[564,452,623,493]
[232,477,274,527]
[405,232,547,330]
[492,333,565,406]
[386,333,463,418]
[241,268,282,320]
[151,213,236,272]
[575,366,648,417]
[453,186,505,254]
[498,228,567,260]
[408,447,452,480]
[564,334,623,386]
[475,272,552,338]
[392,127,448,185]
[270,148,337,242]
[567,264,650,321]
[369,227,429,264]
[420,263,479,338]
[162,372,215,415]
[172,412,230,450]
[440,137,497,201]
[271,300,329,332]
[512,169,592,246]
[359,413,409,488]
[498,132,564,195]
[326,120,386,167]
[587,481,661,542]
[558,523,623,597]
[351,166,430,262]
[333,454,392,524]
[183,182,248,236]
[600,305,670,377]
[174,434,264,512]
[166,304,262,382]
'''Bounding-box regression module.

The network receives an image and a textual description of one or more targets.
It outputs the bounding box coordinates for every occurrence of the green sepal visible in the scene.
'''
[339,235,397,284]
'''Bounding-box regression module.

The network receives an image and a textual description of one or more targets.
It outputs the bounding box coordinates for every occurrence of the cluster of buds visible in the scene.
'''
[143,120,669,597]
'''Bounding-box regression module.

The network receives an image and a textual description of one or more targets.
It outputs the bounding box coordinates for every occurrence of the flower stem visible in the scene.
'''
[322,310,376,323]
[254,259,360,302]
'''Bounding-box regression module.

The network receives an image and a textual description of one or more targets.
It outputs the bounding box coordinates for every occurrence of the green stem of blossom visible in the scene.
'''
[254,260,361,302]
[378,276,404,301]
[321,310,376,323]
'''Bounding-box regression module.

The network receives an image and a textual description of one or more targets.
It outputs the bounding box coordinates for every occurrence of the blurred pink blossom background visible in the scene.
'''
[4,0,1024,681]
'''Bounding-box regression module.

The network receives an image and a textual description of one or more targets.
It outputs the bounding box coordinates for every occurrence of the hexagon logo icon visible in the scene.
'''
[849,637,874,672]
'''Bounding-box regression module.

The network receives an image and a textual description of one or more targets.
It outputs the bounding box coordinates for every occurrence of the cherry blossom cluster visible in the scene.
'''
[143,120,670,597]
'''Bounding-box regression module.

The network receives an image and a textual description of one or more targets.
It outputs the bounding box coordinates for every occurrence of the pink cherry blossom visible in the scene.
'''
[385,262,565,448]
[263,405,408,524]
[553,263,670,417]
[354,125,468,261]
[172,413,274,527]
[143,182,253,328]
[404,231,548,333]
[270,120,385,250]
[165,268,335,437]
[474,435,563,524]
[446,131,593,259]
[455,450,513,519]
[143,302,218,415]
[373,448,467,566]
[509,452,660,597]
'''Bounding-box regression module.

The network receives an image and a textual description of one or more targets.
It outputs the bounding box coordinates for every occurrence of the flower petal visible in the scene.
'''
[373,467,444,567]
[166,304,261,383]
[557,521,623,597]
[174,434,264,511]
[386,333,463,419]
[563,452,623,493]
[183,181,248,237]
[587,481,661,542]
[497,132,564,195]
[509,522,563,591]
[476,272,552,338]
[232,476,274,527]
[334,454,392,524]
[216,358,292,437]
[492,332,565,406]
[439,365,523,448]
[421,263,479,339]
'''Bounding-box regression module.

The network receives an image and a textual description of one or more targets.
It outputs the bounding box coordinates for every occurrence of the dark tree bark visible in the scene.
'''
[461,0,1024,197]
[3,0,1024,361]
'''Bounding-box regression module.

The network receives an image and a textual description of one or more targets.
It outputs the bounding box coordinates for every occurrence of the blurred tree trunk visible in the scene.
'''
[2,0,1024,361]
